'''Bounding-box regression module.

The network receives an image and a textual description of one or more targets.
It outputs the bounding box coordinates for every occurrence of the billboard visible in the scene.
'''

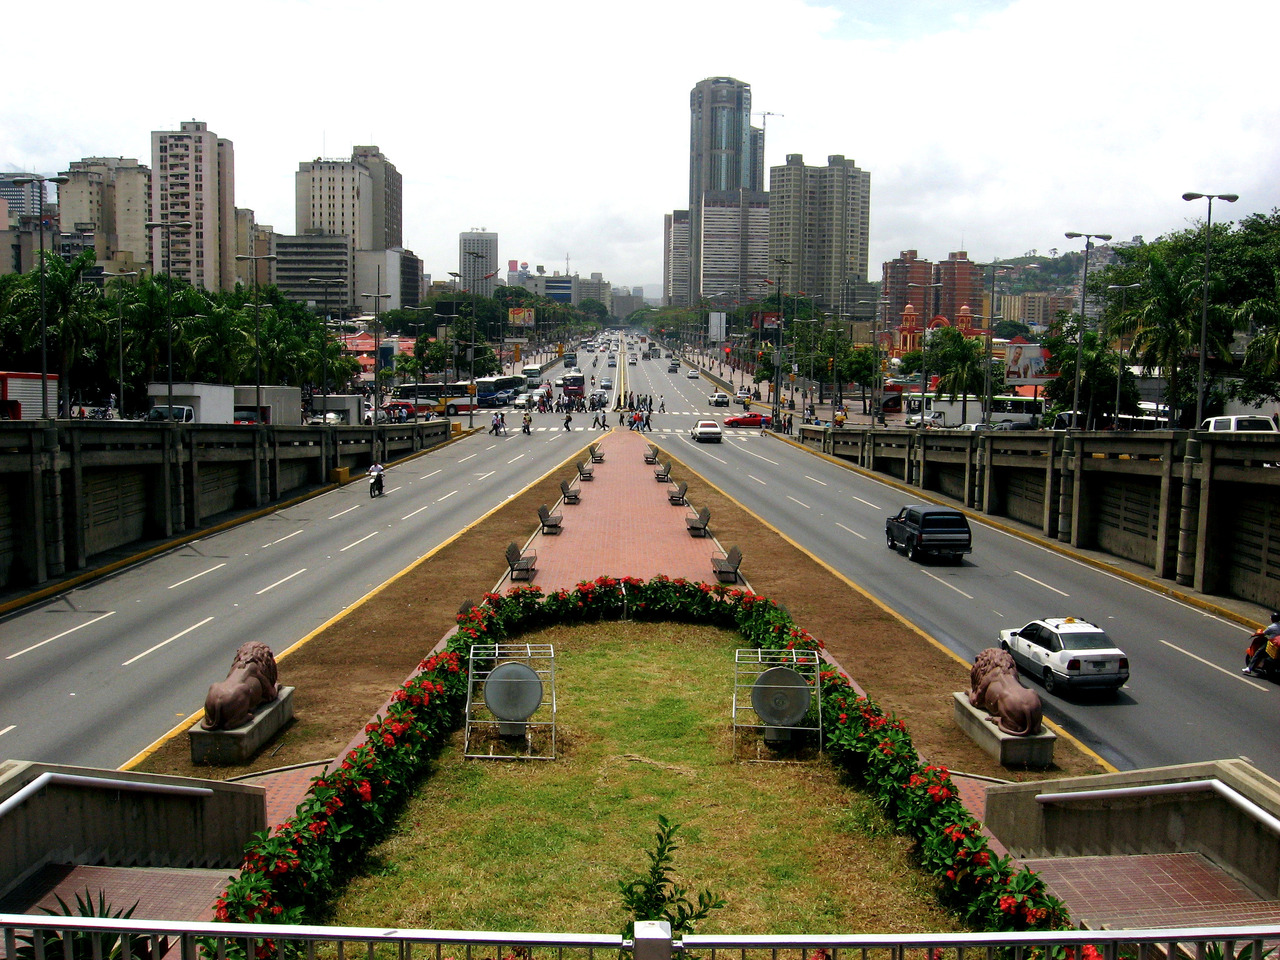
[509,307,535,327]
[753,311,781,330]
[1003,343,1054,385]
[709,311,726,341]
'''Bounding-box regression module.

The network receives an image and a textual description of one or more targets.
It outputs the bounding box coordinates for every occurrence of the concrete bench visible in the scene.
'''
[654,461,671,482]
[506,541,537,581]
[711,545,743,583]
[589,443,605,463]
[686,506,711,537]
[668,481,688,505]
[560,479,580,504]
[644,444,659,464]
[577,461,594,481]
[538,504,563,535]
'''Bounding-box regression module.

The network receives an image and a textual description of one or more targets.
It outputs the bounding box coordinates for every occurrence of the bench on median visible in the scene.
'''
[538,504,563,534]
[686,506,711,537]
[654,460,671,482]
[506,541,537,581]
[577,460,594,481]
[644,444,659,464]
[560,479,580,504]
[668,480,688,505]
[589,442,605,463]
[711,545,743,583]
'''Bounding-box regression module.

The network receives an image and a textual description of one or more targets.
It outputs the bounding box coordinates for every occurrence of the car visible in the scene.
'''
[885,504,972,563]
[686,369,700,379]
[512,393,533,409]
[600,376,614,389]
[382,401,417,419]
[306,411,346,425]
[628,356,637,365]
[689,419,723,442]
[905,411,946,428]
[1200,415,1280,433]
[723,412,772,428]
[999,617,1130,694]
[608,358,617,367]
[668,363,680,373]
[952,422,995,432]
[708,392,730,407]
[233,408,260,425]
[554,377,565,388]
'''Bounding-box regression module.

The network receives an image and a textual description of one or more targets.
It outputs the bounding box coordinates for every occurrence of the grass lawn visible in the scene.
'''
[326,621,964,936]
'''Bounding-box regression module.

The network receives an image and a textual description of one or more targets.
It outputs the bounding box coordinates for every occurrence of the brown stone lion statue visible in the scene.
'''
[201,641,279,731]
[968,648,1043,736]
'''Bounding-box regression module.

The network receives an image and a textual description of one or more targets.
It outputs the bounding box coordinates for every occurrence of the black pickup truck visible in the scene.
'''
[885,505,973,563]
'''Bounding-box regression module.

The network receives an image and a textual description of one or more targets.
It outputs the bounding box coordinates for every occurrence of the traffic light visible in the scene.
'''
[827,357,834,373]
[757,350,764,361]
[724,344,731,355]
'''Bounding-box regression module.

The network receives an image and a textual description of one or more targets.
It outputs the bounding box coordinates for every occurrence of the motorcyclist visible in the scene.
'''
[367,460,385,497]
[1244,611,1280,675]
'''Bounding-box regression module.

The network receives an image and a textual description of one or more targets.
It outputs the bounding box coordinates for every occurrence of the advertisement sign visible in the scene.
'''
[753,311,781,330]
[709,311,726,341]
[509,307,535,327]
[1003,343,1054,385]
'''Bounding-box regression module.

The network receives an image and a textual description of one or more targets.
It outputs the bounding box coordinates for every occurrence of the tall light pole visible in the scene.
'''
[362,269,392,425]
[235,253,277,423]
[308,277,345,415]
[102,270,139,416]
[13,174,69,417]
[908,281,943,420]
[403,304,434,420]
[465,252,485,429]
[978,262,1010,425]
[1182,192,1238,427]
[858,299,888,426]
[1106,282,1141,427]
[1064,231,1112,428]
[771,258,792,429]
[144,219,193,420]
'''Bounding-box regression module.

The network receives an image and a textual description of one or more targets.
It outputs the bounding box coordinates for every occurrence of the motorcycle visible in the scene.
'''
[1243,612,1280,680]
[368,471,384,498]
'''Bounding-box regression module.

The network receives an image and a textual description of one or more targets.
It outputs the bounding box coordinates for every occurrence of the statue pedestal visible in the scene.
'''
[189,687,295,765]
[952,692,1056,768]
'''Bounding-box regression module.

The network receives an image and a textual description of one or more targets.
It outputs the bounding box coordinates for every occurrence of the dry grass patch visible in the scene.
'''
[326,622,964,936]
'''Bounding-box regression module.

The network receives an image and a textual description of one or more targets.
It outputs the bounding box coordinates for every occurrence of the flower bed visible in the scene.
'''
[213,576,1067,935]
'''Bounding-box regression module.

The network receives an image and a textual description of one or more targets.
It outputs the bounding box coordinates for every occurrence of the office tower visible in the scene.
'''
[768,154,871,316]
[699,190,770,302]
[58,158,151,271]
[664,210,690,307]
[935,251,984,326]
[296,146,402,252]
[0,173,44,220]
[275,233,354,314]
[459,231,498,297]
[150,120,236,292]
[881,250,936,326]
[687,77,764,304]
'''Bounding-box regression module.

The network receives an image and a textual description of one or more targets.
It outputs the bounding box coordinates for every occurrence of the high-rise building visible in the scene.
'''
[935,251,984,326]
[295,146,402,252]
[274,233,354,314]
[699,190,770,302]
[459,231,498,297]
[881,250,936,326]
[0,173,44,221]
[150,120,236,292]
[664,210,690,306]
[768,154,871,316]
[58,157,151,273]
[687,77,764,305]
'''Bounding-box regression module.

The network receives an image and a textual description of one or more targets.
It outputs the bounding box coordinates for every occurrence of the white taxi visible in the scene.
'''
[999,617,1129,695]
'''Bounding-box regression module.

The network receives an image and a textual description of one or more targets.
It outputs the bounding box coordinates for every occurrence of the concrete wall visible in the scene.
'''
[0,761,264,902]
[983,760,1280,900]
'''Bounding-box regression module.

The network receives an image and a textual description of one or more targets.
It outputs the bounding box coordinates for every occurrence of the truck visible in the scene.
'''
[885,504,973,563]
[146,382,235,424]
[0,371,59,420]
[233,385,302,425]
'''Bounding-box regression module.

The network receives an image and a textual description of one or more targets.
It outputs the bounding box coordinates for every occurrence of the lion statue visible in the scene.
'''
[968,648,1043,736]
[201,642,279,731]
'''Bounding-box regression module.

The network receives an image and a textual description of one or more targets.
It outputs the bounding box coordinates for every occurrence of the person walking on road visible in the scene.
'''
[563,412,573,431]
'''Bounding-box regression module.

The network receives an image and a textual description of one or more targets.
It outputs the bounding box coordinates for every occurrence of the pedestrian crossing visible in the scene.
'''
[516,425,768,436]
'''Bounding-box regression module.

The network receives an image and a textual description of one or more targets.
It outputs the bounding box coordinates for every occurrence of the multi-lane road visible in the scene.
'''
[0,339,1273,779]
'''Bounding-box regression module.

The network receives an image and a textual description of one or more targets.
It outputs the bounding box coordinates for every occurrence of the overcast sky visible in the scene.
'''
[6,0,1276,297]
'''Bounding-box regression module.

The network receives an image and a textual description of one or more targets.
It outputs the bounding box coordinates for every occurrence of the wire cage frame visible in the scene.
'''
[465,643,557,760]
[732,647,823,761]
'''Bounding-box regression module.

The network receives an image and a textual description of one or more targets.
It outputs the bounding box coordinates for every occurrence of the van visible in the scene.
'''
[1200,415,1279,433]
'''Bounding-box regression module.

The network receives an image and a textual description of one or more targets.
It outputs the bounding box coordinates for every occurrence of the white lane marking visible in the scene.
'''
[476,471,496,481]
[1161,639,1267,688]
[852,495,881,510]
[786,496,810,509]
[921,569,975,599]
[255,568,307,596]
[1015,570,1070,597]
[805,475,828,486]
[340,531,379,552]
[738,447,780,465]
[0,725,14,737]
[437,490,458,502]
[329,504,360,519]
[385,485,403,495]
[262,530,303,548]
[836,522,866,540]
[6,611,117,660]
[508,454,525,464]
[122,617,214,666]
[419,469,441,480]
[401,504,430,520]
[167,563,227,590]
[748,474,768,485]
[458,454,477,463]
[701,451,728,464]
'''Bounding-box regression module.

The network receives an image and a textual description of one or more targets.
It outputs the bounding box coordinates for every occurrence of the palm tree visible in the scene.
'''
[933,334,986,424]
[1115,251,1200,426]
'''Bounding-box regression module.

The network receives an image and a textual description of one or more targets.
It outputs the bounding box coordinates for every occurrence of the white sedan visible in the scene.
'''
[686,369,700,379]
[689,419,723,443]
[999,617,1129,695]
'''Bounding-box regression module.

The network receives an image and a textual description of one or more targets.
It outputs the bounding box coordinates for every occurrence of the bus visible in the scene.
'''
[521,365,543,382]
[563,352,578,369]
[391,382,476,416]
[906,393,1046,426]
[562,372,586,399]
[475,374,526,407]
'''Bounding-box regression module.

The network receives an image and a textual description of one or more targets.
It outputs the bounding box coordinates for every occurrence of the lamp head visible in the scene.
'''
[1065,231,1083,239]
[1182,192,1205,201]
[1221,194,1240,203]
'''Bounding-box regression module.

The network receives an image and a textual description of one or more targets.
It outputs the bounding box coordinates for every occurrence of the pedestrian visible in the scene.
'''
[499,412,508,435]
[592,410,603,429]
[643,411,652,432]
[659,396,665,413]
[563,412,573,431]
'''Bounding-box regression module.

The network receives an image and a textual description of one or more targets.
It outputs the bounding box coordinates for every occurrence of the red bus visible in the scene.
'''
[562,373,585,399]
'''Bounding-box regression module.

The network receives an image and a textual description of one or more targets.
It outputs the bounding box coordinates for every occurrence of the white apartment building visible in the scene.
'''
[149,120,236,292]
[59,157,151,272]
[295,146,401,253]
[459,230,498,297]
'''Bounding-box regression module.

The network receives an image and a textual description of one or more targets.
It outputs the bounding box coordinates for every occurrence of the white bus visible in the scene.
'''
[521,365,543,382]
[907,394,1046,426]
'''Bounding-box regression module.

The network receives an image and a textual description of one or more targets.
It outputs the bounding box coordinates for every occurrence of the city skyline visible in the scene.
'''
[5,0,1278,295]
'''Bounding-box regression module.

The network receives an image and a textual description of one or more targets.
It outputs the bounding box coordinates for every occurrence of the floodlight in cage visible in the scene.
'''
[465,642,557,760]
[732,647,822,759]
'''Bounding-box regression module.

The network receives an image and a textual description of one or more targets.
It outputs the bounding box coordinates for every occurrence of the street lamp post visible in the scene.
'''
[465,252,485,429]
[1182,192,1238,427]
[361,278,392,426]
[235,254,277,423]
[13,174,70,417]
[403,304,434,421]
[1064,231,1113,428]
[908,282,943,421]
[1106,283,1141,427]
[772,258,792,430]
[978,262,1011,425]
[308,277,345,416]
[144,219,194,420]
[102,270,139,416]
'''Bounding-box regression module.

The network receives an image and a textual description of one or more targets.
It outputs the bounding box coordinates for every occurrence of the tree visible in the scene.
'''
[932,332,986,424]
[846,346,876,414]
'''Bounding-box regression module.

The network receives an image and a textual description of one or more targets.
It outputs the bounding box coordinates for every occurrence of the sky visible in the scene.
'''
[6,0,1278,299]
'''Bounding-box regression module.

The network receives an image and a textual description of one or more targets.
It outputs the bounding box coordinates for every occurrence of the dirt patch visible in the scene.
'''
[133,443,1105,784]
